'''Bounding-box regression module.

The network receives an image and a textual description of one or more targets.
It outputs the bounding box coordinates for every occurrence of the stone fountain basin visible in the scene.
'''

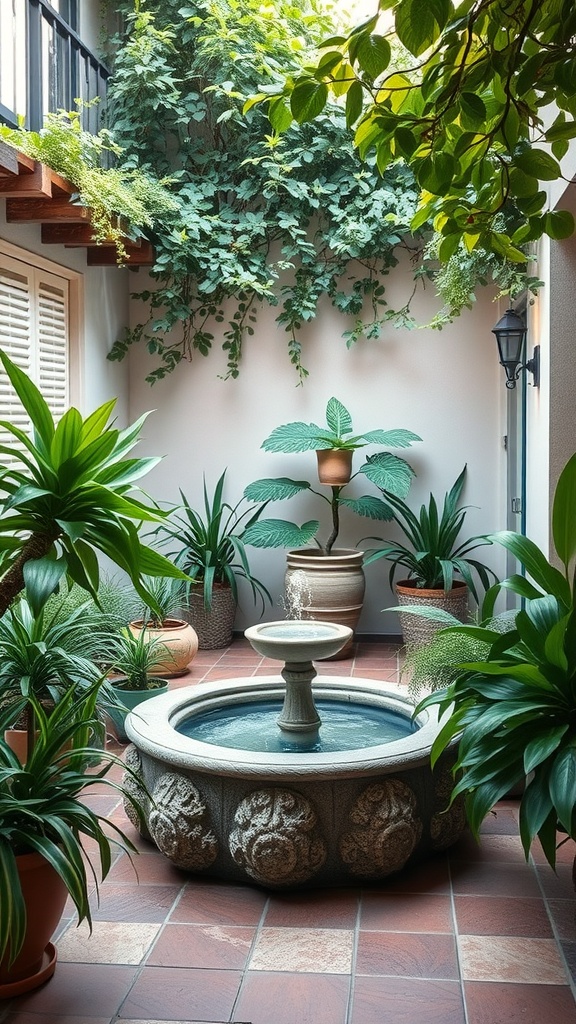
[123,677,466,888]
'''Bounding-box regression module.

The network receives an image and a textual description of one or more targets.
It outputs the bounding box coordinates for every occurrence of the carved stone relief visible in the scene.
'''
[339,779,423,877]
[229,788,326,886]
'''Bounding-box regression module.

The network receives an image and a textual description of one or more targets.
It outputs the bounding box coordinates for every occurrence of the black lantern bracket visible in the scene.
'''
[491,308,540,390]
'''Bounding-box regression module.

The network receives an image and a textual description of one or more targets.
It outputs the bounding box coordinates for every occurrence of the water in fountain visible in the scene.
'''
[282,569,312,620]
[178,698,416,753]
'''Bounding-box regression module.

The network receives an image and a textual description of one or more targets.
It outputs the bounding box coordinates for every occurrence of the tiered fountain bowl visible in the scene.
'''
[123,620,466,888]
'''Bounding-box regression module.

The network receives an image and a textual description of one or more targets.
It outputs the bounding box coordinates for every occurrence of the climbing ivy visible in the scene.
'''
[103,0,533,383]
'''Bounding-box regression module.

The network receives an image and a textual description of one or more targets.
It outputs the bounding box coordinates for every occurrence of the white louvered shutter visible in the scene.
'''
[0,253,69,468]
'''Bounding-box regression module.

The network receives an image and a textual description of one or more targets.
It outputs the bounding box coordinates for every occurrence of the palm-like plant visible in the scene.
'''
[164,470,271,611]
[0,348,186,618]
[243,398,420,555]
[363,466,496,600]
[418,452,576,868]
[0,684,141,969]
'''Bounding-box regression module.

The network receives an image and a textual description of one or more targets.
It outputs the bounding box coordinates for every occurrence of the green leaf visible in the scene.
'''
[325,398,352,438]
[290,80,328,123]
[340,495,395,520]
[395,0,445,56]
[549,747,576,833]
[345,81,364,128]
[244,477,311,502]
[261,422,330,453]
[459,92,487,127]
[523,725,569,775]
[515,149,562,182]
[242,518,319,548]
[22,557,66,616]
[0,349,54,450]
[268,97,293,133]
[488,531,571,607]
[544,210,575,240]
[355,35,391,78]
[360,452,416,498]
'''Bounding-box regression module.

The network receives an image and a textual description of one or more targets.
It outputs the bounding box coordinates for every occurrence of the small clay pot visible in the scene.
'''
[316,449,353,486]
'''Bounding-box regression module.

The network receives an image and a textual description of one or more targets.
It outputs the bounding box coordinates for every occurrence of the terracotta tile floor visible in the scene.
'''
[2,638,576,1024]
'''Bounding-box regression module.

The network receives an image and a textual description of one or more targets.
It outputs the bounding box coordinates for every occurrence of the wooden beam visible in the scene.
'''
[5,197,91,223]
[0,161,53,198]
[41,223,137,247]
[0,144,35,176]
[87,240,154,266]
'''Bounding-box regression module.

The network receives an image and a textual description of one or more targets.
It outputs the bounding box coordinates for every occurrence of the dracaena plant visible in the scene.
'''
[0,683,143,969]
[243,398,421,555]
[417,451,576,869]
[0,348,187,619]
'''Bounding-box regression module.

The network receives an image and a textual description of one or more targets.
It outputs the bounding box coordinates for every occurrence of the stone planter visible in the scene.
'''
[285,548,365,659]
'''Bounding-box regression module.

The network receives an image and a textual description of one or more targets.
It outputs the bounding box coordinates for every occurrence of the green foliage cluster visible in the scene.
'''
[101,0,527,383]
[0,109,178,261]
[419,452,576,868]
[243,397,420,554]
[286,0,576,263]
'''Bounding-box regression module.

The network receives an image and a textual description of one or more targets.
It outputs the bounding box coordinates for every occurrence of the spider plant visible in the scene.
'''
[0,683,142,969]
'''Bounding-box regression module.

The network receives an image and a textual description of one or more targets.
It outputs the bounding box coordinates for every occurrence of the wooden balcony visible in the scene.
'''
[0,141,154,267]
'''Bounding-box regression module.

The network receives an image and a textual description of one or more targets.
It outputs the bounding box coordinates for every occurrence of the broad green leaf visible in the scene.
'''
[360,452,416,498]
[242,518,319,548]
[519,778,554,860]
[22,556,66,616]
[544,210,575,240]
[488,531,571,606]
[355,35,391,78]
[268,97,293,133]
[395,0,443,56]
[262,422,329,452]
[325,398,352,438]
[290,80,328,123]
[515,148,562,181]
[523,725,569,775]
[244,477,311,502]
[340,495,395,520]
[358,429,421,449]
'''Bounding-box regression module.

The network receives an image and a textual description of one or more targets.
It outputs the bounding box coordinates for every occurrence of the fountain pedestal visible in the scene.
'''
[278,661,320,733]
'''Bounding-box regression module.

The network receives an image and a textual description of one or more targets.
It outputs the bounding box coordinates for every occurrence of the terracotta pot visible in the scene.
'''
[316,449,353,486]
[284,548,365,659]
[106,678,169,742]
[395,579,469,650]
[129,619,198,677]
[0,852,68,997]
[184,585,237,650]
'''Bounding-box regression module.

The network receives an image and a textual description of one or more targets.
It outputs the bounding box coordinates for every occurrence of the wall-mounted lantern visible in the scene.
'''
[491,308,540,390]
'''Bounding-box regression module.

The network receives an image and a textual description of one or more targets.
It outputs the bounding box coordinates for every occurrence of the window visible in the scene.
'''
[0,243,81,467]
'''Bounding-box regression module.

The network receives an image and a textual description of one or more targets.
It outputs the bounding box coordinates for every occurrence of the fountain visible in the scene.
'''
[123,620,467,888]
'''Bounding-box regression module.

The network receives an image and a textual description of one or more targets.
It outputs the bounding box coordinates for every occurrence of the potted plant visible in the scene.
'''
[160,470,272,649]
[0,683,143,996]
[243,398,421,653]
[0,590,112,761]
[363,466,498,648]
[0,347,187,619]
[417,451,576,872]
[130,575,198,677]
[104,627,170,742]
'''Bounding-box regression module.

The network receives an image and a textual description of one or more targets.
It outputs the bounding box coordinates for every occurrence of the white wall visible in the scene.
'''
[127,256,508,636]
[0,209,130,419]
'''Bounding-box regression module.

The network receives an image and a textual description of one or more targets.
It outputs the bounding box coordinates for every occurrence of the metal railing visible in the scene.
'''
[0,0,109,134]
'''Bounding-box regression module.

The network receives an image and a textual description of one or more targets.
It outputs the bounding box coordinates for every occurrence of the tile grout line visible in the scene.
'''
[530,849,576,1002]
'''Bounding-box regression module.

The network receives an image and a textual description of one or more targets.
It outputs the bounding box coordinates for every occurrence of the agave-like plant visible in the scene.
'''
[0,348,186,618]
[0,683,142,968]
[418,452,576,868]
